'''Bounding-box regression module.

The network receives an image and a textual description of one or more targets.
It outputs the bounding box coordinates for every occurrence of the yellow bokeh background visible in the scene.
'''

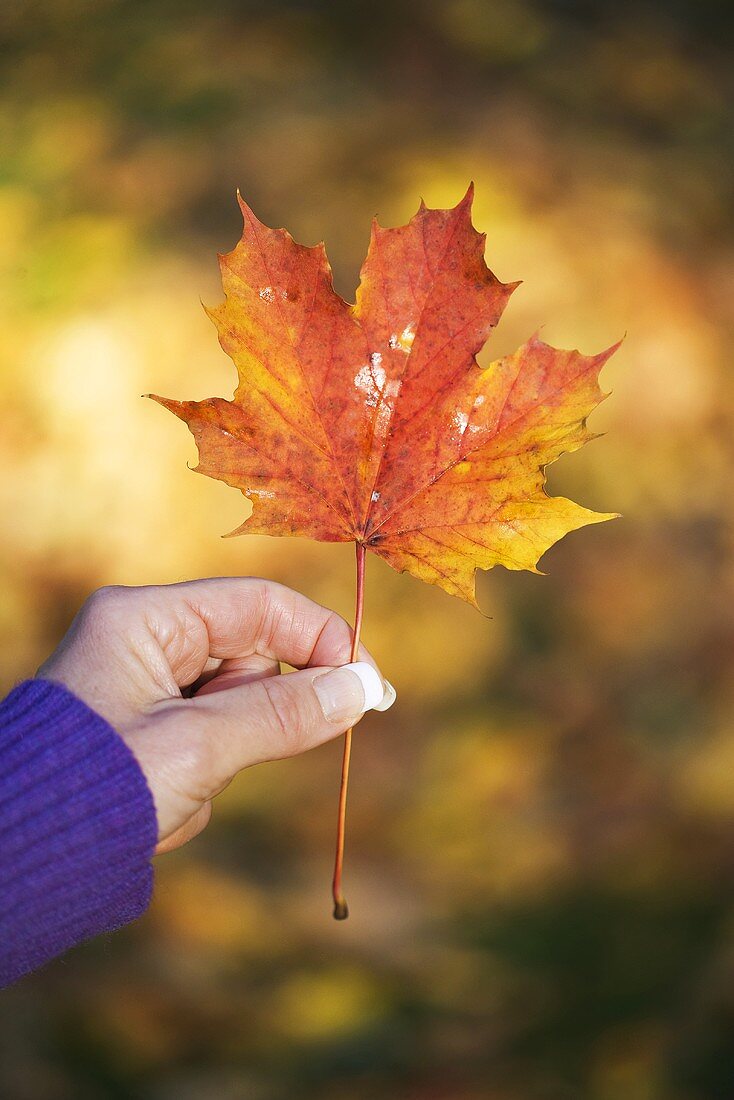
[2,2,733,1097]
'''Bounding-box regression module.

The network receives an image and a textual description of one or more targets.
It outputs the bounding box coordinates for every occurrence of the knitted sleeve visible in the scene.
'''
[0,679,157,987]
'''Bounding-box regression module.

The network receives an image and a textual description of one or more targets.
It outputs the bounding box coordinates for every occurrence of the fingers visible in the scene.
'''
[161,577,377,669]
[189,661,394,781]
[130,657,396,842]
[39,577,398,849]
[48,579,379,707]
[127,661,389,841]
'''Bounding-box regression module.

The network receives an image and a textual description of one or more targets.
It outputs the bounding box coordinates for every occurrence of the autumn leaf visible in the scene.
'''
[149,186,618,917]
[151,186,617,605]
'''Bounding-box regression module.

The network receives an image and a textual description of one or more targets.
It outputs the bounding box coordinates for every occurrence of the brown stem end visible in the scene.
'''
[333,897,349,921]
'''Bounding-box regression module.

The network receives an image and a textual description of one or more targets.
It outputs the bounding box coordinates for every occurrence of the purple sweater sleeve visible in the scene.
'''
[0,679,157,987]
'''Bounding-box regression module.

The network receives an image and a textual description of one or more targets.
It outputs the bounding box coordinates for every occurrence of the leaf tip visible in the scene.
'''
[235,190,267,236]
[596,336,624,365]
[580,509,621,529]
[235,189,256,229]
[466,592,483,613]
[202,300,220,327]
[454,573,483,610]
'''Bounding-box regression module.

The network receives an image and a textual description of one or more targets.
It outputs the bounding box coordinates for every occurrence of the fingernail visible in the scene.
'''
[313,662,389,723]
[374,679,396,712]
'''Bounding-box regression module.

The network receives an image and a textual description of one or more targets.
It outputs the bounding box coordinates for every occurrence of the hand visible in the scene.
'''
[38,578,394,853]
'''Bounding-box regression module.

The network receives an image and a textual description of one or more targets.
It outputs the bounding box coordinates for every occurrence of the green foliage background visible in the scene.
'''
[1,1,733,1097]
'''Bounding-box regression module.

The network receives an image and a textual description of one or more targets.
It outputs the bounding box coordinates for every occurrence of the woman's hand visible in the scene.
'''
[38,578,394,853]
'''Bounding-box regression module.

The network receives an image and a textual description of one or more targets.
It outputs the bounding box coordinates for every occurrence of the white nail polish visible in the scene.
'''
[343,662,386,712]
[373,679,396,712]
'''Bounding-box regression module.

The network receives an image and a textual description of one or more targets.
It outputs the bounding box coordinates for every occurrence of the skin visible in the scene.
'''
[38,577,384,854]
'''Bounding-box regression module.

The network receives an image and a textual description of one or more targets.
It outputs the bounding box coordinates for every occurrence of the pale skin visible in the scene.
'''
[38,578,389,854]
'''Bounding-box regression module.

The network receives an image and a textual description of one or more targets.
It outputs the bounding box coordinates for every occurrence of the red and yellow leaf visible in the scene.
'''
[151,186,617,604]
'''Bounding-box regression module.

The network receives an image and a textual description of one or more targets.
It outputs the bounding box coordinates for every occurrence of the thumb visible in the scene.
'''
[191,661,395,780]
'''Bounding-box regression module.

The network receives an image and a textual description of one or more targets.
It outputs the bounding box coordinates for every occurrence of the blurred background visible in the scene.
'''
[1,0,733,1096]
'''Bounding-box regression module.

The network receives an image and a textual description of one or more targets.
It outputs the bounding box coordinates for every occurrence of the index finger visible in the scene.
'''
[150,576,376,670]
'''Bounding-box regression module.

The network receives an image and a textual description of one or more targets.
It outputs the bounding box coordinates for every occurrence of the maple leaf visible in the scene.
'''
[151,186,617,606]
[149,186,618,918]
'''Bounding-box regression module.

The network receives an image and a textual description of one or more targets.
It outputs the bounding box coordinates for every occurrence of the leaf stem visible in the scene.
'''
[332,540,366,920]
